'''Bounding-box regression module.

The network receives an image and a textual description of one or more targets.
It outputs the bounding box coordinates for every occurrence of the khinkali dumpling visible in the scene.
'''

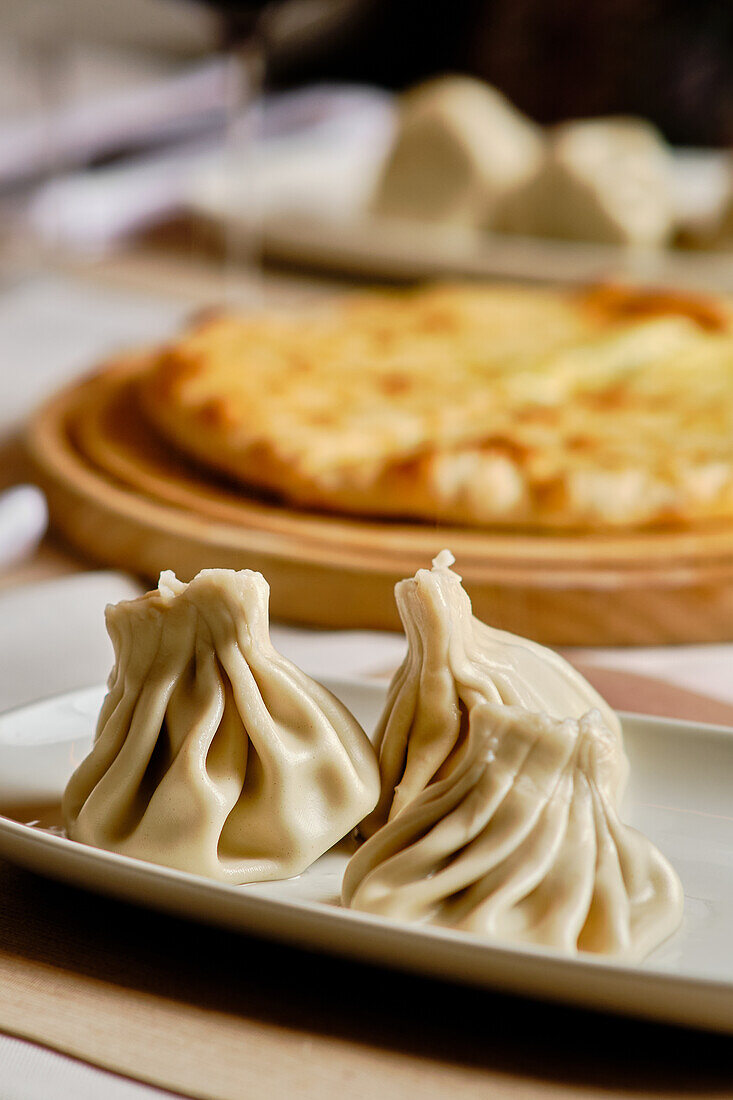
[63,569,379,882]
[345,552,683,959]
[360,549,622,839]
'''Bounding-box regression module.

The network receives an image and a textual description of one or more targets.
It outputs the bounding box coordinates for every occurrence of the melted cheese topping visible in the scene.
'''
[141,281,733,527]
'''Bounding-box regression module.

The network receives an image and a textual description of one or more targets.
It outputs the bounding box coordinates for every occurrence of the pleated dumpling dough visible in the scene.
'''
[345,552,683,960]
[360,549,622,839]
[63,569,380,882]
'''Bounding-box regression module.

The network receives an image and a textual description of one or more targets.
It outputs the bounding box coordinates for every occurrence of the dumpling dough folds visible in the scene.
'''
[360,549,622,839]
[63,569,379,883]
[346,551,682,959]
[344,703,682,960]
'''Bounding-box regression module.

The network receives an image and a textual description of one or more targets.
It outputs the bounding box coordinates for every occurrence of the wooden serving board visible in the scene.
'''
[25,361,733,645]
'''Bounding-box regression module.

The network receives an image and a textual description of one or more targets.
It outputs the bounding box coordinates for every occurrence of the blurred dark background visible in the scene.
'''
[261,0,733,146]
[2,0,731,267]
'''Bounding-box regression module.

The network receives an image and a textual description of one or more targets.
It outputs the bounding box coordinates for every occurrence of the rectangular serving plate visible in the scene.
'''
[0,677,731,1034]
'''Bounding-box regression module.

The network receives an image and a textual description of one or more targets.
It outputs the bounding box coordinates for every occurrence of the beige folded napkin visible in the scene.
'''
[573,662,733,726]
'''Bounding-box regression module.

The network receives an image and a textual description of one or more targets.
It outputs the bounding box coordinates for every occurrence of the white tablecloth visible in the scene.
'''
[0,274,189,1098]
[0,1036,170,1100]
[2,273,733,1098]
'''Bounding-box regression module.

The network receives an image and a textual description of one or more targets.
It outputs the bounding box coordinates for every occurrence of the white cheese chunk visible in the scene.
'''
[496,116,675,246]
[372,76,544,228]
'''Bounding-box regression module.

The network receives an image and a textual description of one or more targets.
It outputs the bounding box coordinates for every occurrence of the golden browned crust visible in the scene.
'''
[578,282,733,333]
[139,282,733,530]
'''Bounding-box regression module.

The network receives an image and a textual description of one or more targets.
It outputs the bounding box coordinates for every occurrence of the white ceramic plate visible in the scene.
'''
[257,211,733,292]
[190,142,733,291]
[0,678,732,1034]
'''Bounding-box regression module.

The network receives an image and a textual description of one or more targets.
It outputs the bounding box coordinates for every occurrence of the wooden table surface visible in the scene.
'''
[3,249,733,1099]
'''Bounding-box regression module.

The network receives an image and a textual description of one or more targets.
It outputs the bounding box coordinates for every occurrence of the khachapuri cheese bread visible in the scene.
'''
[141,280,733,530]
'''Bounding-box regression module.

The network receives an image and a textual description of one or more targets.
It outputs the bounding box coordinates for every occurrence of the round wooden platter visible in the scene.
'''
[24,359,733,645]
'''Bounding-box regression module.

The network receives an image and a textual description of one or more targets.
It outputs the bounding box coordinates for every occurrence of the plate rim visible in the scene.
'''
[1,680,733,1033]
